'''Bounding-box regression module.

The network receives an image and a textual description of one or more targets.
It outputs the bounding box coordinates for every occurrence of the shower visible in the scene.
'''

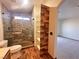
[2,11,34,48]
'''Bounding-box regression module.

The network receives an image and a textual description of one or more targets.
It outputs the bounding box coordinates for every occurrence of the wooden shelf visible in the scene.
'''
[37,38,40,41]
[34,5,49,53]
[40,5,49,55]
[40,45,48,50]
[37,45,40,50]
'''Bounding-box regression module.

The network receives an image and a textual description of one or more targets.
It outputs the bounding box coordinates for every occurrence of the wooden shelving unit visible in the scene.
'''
[40,5,49,55]
[34,4,49,54]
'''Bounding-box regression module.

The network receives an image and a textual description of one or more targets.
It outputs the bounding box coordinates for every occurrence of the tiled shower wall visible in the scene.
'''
[2,6,12,45]
[11,18,34,47]
[2,6,34,47]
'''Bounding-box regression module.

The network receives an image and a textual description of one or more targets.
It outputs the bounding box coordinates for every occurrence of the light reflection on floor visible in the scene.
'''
[57,37,79,59]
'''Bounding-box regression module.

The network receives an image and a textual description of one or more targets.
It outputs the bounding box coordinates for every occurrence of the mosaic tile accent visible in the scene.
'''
[40,5,49,55]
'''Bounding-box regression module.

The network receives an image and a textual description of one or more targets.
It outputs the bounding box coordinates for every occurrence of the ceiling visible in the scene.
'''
[0,0,34,14]
[0,0,79,19]
[58,0,79,19]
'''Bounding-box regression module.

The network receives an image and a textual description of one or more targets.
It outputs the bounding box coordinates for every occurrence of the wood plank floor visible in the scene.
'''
[20,47,53,59]
[11,37,79,59]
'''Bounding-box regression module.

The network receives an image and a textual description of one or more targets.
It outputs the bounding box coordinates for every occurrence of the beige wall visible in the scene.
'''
[33,0,43,49]
[42,0,62,7]
[0,4,4,41]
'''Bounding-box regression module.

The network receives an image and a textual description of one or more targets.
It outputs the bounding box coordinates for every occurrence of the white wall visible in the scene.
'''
[12,13,32,19]
[0,4,4,41]
[57,19,63,35]
[59,18,79,40]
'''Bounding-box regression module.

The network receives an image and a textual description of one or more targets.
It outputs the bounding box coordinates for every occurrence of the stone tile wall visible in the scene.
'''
[2,6,34,47]
[11,18,34,47]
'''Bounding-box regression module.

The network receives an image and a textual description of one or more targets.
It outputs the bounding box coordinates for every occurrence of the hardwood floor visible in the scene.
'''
[11,37,79,59]
[20,47,53,59]
[20,47,40,59]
